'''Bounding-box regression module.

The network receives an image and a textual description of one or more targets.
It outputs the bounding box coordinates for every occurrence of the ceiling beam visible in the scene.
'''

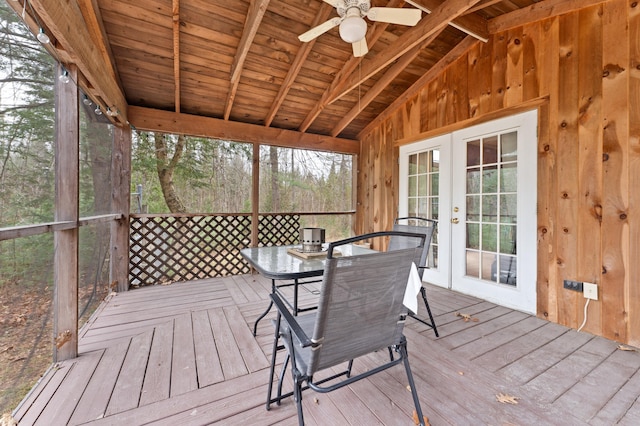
[358,35,478,139]
[328,0,484,105]
[172,0,181,113]
[76,0,123,95]
[30,0,128,124]
[128,106,359,155]
[406,0,489,42]
[264,2,333,127]
[464,0,503,14]
[331,28,446,137]
[298,0,405,132]
[224,0,271,120]
[488,0,612,34]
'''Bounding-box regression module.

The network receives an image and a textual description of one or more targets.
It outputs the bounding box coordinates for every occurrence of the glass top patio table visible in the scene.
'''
[239,243,375,280]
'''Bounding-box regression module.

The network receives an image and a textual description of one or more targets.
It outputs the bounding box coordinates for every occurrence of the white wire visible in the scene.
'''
[577,297,591,332]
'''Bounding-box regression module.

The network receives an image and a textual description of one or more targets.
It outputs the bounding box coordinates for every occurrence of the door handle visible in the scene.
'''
[451,218,459,224]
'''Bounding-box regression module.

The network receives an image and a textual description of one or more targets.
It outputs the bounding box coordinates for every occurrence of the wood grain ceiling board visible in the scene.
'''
[83,0,546,139]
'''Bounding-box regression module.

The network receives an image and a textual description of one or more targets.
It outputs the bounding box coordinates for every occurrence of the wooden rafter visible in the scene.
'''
[224,0,271,120]
[76,0,124,95]
[487,0,612,34]
[264,2,333,127]
[29,0,127,123]
[464,0,503,14]
[328,0,484,105]
[173,0,181,113]
[128,106,359,155]
[358,35,478,138]
[298,0,405,133]
[330,27,447,137]
[406,0,489,42]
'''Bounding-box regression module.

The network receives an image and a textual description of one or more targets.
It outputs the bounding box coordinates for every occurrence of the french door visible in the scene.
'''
[399,110,537,313]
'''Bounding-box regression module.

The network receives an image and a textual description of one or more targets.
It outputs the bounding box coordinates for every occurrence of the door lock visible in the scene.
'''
[451,218,459,224]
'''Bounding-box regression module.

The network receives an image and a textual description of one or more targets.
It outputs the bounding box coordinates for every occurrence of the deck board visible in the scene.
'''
[12,275,640,425]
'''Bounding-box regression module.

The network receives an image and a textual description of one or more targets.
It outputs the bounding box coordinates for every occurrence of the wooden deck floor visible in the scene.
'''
[12,274,640,425]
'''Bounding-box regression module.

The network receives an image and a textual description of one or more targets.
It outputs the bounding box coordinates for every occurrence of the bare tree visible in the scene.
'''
[154,133,187,213]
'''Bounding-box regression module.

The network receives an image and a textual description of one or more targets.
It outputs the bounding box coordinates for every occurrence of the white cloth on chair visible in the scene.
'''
[403,262,422,314]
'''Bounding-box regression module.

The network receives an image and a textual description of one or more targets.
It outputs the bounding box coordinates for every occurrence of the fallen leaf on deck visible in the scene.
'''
[458,371,464,375]
[1,413,18,426]
[617,345,638,352]
[496,393,520,404]
[55,330,72,348]
[412,410,430,425]
[313,397,319,405]
[455,312,479,322]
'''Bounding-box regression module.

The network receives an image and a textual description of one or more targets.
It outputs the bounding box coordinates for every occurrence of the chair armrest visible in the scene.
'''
[270,293,314,348]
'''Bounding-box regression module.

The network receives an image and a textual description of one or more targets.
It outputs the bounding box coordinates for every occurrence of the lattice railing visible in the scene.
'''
[128,213,300,286]
[258,214,300,247]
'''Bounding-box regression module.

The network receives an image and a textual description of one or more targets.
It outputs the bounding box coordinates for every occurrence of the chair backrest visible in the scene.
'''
[306,231,425,375]
[388,217,437,279]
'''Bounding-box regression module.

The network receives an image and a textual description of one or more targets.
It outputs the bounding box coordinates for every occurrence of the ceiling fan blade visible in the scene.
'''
[366,7,422,26]
[298,17,342,42]
[352,38,368,57]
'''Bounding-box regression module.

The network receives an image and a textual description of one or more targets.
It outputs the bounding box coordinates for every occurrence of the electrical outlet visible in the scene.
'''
[563,280,583,292]
[584,282,598,300]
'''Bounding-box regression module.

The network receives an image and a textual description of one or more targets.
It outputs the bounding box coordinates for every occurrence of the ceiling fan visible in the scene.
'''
[298,0,422,57]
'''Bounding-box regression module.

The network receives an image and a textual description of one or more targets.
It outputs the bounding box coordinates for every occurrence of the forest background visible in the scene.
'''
[0,1,353,416]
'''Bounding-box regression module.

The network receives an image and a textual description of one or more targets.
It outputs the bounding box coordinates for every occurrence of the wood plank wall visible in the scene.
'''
[356,0,640,345]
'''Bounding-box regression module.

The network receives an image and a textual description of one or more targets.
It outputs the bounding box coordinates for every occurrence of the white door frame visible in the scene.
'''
[398,110,538,313]
[399,135,451,288]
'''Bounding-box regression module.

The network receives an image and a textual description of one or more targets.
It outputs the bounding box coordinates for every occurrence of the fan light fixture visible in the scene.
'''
[339,16,367,43]
[37,28,50,44]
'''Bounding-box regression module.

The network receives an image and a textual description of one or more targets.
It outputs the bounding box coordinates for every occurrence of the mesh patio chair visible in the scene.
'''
[266,231,427,426]
[388,216,439,337]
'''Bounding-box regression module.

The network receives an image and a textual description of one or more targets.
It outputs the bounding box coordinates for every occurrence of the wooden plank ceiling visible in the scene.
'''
[14,0,559,146]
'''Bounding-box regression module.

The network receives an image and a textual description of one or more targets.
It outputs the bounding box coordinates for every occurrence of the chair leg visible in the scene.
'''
[420,287,439,337]
[276,354,290,405]
[399,340,426,426]
[266,313,282,410]
[293,372,305,426]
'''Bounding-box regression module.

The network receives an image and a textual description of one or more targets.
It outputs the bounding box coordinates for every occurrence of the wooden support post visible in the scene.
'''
[251,143,260,247]
[110,125,132,292]
[53,63,79,362]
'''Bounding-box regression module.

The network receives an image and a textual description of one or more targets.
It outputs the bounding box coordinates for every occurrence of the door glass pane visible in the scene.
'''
[464,131,518,286]
[500,225,517,254]
[405,148,440,269]
[483,136,498,164]
[482,166,498,193]
[418,152,428,173]
[467,140,481,166]
[500,194,517,223]
[408,176,417,196]
[501,163,517,192]
[467,223,480,249]
[467,195,480,221]
[409,154,418,174]
[466,250,480,277]
[418,174,428,196]
[466,168,481,193]
[501,132,518,161]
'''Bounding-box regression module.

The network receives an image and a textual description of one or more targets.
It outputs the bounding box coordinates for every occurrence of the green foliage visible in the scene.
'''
[0,3,55,227]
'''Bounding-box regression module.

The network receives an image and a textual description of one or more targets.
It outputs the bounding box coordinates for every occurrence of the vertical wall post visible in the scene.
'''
[251,143,260,247]
[53,63,79,362]
[110,125,132,292]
